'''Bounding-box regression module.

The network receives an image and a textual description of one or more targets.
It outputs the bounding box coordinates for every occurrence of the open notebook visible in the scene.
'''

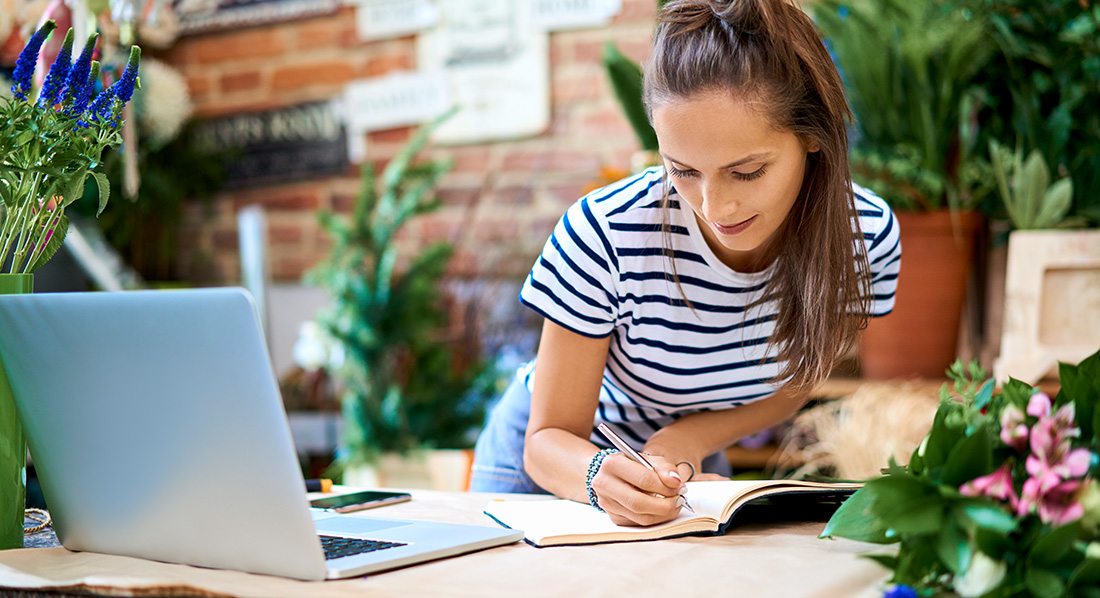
[485,479,861,547]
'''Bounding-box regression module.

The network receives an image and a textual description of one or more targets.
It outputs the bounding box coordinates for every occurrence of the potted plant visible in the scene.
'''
[968,0,1100,385]
[810,0,994,379]
[0,21,139,549]
[304,110,494,489]
[972,0,1100,225]
[988,141,1100,384]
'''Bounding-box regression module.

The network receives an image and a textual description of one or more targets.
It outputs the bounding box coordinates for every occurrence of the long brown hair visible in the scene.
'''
[644,0,873,392]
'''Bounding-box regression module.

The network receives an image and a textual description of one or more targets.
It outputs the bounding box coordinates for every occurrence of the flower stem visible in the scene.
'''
[22,206,62,274]
[0,170,38,272]
[9,171,45,272]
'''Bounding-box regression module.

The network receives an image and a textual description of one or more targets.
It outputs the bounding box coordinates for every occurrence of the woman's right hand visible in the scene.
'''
[588,452,687,526]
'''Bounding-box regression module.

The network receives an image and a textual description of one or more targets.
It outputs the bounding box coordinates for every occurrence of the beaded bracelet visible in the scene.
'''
[586,448,618,511]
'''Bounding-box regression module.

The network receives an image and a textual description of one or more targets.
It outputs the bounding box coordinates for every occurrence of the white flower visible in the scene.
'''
[293,321,341,372]
[954,550,1007,597]
[134,57,192,148]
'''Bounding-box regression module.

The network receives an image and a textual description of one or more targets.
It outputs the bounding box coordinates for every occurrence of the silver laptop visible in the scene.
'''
[0,287,522,580]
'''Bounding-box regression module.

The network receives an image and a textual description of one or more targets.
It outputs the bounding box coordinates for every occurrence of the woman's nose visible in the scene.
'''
[700,179,737,221]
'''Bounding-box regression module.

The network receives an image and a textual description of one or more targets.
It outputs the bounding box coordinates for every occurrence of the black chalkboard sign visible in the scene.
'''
[193,101,348,190]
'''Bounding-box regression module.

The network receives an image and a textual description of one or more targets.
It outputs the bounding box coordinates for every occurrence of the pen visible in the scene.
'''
[595,422,695,514]
[305,478,333,493]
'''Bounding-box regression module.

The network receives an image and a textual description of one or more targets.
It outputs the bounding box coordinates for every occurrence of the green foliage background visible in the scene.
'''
[306,110,493,467]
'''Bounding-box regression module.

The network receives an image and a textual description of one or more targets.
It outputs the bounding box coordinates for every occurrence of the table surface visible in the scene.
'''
[1,489,892,598]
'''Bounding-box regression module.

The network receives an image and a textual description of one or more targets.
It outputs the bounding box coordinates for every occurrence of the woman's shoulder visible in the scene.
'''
[571,166,667,222]
[851,183,898,236]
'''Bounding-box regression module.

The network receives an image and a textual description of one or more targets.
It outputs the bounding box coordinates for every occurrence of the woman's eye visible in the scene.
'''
[733,166,767,181]
[667,165,698,179]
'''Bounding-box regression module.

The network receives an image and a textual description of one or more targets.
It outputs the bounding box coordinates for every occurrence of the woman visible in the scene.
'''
[471,0,901,527]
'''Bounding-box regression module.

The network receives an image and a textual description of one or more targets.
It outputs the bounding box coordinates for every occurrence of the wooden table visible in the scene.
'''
[0,489,891,598]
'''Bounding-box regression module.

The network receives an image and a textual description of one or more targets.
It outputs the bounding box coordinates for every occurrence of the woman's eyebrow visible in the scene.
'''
[660,151,771,170]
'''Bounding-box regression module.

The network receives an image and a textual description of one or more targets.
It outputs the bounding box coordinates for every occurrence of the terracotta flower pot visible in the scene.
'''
[860,210,982,379]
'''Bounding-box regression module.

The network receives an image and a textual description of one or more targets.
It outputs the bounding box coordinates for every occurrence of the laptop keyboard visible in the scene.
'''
[319,535,407,560]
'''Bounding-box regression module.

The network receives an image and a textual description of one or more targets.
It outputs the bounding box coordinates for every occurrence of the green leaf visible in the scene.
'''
[894,536,946,587]
[92,172,110,216]
[907,444,925,476]
[14,128,34,146]
[1035,177,1073,228]
[1025,567,1065,598]
[1018,150,1051,226]
[380,106,456,197]
[1029,521,1080,567]
[25,213,68,274]
[882,498,944,536]
[942,424,993,487]
[602,41,658,152]
[0,178,13,207]
[865,553,899,570]
[820,487,893,543]
[59,169,89,209]
[1070,556,1100,587]
[922,404,965,472]
[1057,350,1100,440]
[973,527,1012,560]
[975,379,995,411]
[934,520,971,573]
[956,501,1017,535]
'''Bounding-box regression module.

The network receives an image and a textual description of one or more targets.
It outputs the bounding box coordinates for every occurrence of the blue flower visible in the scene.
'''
[71,61,100,124]
[883,586,918,598]
[9,20,57,101]
[83,85,119,127]
[80,46,140,129]
[110,46,141,105]
[38,28,74,107]
[62,33,99,107]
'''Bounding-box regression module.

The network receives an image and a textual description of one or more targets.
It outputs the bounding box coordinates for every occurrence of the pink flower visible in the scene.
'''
[961,463,1019,510]
[1019,477,1084,525]
[1026,416,1091,482]
[1027,392,1052,418]
[1052,403,1081,440]
[999,404,1028,451]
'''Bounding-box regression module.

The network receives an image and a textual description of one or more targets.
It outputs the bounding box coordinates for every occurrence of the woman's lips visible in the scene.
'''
[713,215,756,235]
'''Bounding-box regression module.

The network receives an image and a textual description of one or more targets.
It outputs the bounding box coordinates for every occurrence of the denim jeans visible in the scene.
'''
[470,369,732,493]
[469,371,549,494]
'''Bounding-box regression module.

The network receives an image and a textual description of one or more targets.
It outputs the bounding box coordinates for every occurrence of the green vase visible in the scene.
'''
[0,273,32,550]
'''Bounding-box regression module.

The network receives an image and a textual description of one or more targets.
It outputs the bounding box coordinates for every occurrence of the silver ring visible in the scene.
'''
[676,461,695,481]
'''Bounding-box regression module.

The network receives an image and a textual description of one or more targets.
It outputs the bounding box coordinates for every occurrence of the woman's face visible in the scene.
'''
[651,91,816,272]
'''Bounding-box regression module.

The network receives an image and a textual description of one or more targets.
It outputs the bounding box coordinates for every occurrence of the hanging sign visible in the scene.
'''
[417,0,549,145]
[532,0,622,31]
[193,101,348,189]
[351,0,440,41]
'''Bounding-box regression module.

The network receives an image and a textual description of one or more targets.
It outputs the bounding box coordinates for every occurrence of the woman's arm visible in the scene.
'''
[643,385,810,478]
[524,320,686,525]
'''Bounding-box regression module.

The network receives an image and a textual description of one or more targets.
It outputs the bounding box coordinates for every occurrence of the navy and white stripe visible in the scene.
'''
[519,167,901,449]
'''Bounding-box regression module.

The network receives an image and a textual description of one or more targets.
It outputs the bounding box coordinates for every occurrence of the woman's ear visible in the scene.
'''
[804,137,821,153]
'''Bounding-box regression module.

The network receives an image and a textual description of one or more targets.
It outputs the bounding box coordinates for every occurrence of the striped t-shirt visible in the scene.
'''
[518,166,901,449]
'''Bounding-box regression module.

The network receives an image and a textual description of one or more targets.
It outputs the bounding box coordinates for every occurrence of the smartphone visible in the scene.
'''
[309,490,412,513]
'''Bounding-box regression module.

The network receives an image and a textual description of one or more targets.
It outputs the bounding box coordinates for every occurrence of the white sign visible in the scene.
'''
[532,0,621,31]
[418,0,550,145]
[351,0,440,41]
[342,70,451,132]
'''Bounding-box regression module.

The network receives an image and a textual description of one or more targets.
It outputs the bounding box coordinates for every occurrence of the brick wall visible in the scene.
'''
[161,1,658,288]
